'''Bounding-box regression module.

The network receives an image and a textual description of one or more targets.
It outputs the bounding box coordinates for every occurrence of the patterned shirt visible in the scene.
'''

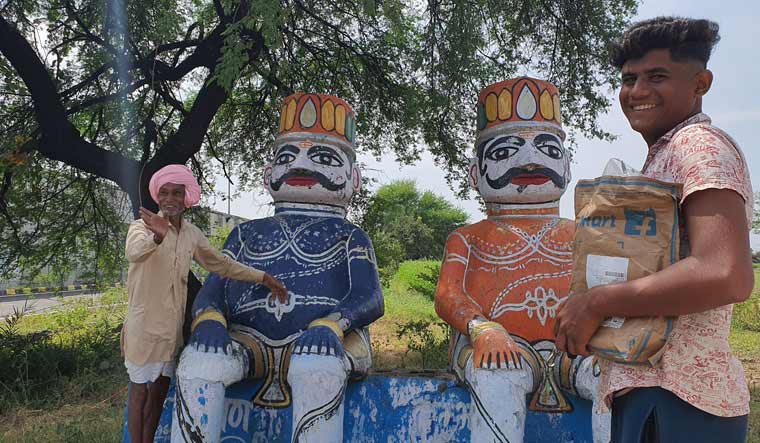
[598,113,753,417]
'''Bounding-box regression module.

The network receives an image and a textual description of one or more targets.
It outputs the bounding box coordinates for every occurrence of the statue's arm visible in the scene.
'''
[333,228,384,331]
[293,228,383,358]
[434,232,485,335]
[186,227,244,353]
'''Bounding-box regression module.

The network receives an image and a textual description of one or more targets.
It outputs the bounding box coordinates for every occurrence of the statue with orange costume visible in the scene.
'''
[434,77,610,443]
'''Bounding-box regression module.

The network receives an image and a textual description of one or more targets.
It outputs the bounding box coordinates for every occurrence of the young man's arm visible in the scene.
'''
[555,188,754,356]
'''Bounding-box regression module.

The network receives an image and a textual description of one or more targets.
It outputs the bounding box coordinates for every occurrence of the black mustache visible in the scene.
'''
[270,169,346,192]
[485,167,566,190]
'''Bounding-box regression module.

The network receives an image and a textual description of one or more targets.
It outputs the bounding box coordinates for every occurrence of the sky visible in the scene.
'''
[210,0,760,249]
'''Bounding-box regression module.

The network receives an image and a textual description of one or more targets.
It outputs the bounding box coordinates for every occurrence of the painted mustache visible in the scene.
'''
[270,169,346,192]
[485,166,566,190]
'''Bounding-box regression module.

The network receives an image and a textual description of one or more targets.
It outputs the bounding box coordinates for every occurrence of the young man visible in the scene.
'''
[554,17,754,442]
[122,164,287,443]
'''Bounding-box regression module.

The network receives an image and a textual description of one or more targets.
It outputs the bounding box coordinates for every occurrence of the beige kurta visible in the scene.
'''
[121,218,264,366]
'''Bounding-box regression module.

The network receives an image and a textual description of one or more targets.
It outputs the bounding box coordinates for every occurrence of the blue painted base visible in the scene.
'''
[123,371,593,442]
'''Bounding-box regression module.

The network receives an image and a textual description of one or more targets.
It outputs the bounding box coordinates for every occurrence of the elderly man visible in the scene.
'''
[171,93,383,443]
[435,77,609,443]
[123,164,286,443]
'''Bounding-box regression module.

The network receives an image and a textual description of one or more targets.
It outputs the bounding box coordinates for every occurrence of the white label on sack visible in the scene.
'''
[586,254,629,288]
[602,317,625,328]
[586,255,629,330]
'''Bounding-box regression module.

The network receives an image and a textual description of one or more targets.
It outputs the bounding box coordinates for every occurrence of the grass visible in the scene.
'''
[0,288,128,442]
[0,381,126,443]
[0,263,758,441]
[732,265,760,443]
[371,260,449,370]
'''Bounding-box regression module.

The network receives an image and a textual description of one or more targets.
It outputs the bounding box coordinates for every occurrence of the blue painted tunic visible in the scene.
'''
[193,207,383,342]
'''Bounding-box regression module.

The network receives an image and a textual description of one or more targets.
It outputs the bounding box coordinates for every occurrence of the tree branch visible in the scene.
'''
[59,61,115,98]
[0,15,140,195]
[66,78,148,114]
[63,0,119,57]
[148,28,263,167]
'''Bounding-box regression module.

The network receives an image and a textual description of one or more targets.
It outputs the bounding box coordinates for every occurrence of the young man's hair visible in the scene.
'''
[610,17,720,69]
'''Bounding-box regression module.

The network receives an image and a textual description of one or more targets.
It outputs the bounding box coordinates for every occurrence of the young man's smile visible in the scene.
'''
[619,48,712,146]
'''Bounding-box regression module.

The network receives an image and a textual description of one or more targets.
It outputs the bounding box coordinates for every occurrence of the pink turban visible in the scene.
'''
[148,164,202,208]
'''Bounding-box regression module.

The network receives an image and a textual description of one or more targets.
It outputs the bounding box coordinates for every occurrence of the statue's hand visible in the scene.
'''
[471,322,523,370]
[189,318,231,354]
[293,319,345,358]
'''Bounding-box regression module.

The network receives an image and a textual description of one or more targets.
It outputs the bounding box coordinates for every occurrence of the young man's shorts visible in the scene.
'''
[611,387,748,443]
[124,360,176,384]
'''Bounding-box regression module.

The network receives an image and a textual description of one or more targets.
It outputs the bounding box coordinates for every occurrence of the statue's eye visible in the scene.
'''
[310,152,344,167]
[536,143,563,159]
[485,146,518,161]
[275,152,296,165]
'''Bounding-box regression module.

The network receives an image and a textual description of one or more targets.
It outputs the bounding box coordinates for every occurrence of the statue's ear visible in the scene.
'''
[468,157,479,190]
[351,164,362,193]
[263,165,272,189]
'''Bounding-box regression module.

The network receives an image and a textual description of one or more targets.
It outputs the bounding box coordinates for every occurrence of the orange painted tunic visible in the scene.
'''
[435,210,574,343]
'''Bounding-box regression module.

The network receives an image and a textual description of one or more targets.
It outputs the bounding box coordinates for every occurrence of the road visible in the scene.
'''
[0,291,103,318]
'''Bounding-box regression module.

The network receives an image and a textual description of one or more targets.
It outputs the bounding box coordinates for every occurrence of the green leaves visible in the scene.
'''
[361,180,468,271]
[1,0,638,285]
[0,159,128,285]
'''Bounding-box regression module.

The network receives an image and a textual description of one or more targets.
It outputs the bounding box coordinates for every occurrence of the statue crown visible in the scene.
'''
[476,77,564,143]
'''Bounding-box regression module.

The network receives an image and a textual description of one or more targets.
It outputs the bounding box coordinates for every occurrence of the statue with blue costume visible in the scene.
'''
[171,93,383,443]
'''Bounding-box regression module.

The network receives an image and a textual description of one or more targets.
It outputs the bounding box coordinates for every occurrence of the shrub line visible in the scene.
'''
[0,282,123,297]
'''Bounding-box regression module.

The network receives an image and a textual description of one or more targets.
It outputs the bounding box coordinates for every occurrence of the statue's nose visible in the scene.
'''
[290,167,311,176]
[522,163,542,171]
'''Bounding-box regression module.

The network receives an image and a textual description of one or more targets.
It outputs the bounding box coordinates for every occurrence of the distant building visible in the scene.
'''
[202,209,249,236]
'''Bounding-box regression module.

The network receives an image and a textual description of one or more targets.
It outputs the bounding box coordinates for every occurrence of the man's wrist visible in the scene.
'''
[586,285,614,319]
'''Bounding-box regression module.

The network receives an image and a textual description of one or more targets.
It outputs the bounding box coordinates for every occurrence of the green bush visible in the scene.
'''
[394,260,441,301]
[396,320,449,370]
[99,286,128,306]
[735,298,760,332]
[0,300,123,413]
[734,267,760,333]
[361,180,467,270]
[407,264,441,302]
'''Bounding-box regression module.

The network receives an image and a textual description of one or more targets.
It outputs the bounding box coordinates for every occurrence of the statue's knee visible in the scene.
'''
[294,325,345,358]
[570,355,601,400]
[288,352,347,387]
[518,346,542,391]
[549,352,601,400]
[465,358,534,395]
[176,341,247,386]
